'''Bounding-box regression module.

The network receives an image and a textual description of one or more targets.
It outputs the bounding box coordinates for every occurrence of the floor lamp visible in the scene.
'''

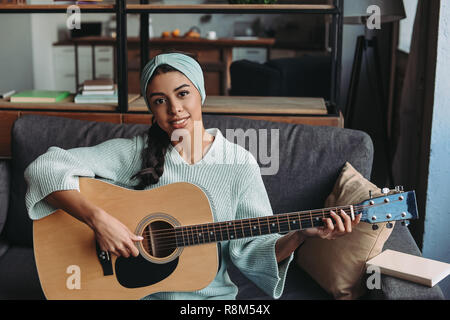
[344,0,406,186]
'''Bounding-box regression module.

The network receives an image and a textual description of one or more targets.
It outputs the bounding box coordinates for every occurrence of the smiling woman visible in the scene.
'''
[24,52,359,301]
[132,54,216,188]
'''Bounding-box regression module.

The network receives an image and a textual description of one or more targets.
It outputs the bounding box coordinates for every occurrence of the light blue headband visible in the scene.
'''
[140,53,206,112]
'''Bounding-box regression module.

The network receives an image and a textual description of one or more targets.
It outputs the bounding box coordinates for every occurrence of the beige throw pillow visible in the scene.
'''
[296,162,395,300]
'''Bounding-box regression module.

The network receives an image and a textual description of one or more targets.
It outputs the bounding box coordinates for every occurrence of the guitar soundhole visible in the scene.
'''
[141,220,177,259]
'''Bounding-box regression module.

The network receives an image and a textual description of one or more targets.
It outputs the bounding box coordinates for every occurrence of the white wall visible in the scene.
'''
[0,15,34,92]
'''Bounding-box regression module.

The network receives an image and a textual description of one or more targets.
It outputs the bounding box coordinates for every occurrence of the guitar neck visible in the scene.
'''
[173,205,356,248]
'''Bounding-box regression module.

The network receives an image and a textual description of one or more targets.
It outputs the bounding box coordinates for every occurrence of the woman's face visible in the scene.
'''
[146,71,203,140]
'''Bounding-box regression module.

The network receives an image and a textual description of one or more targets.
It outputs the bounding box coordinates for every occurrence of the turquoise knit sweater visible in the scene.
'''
[24,128,293,300]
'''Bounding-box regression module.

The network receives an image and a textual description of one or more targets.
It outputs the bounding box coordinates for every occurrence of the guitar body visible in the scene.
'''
[33,178,219,300]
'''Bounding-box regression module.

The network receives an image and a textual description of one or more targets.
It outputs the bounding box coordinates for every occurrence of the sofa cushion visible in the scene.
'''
[0,246,45,299]
[5,114,373,251]
[296,162,394,300]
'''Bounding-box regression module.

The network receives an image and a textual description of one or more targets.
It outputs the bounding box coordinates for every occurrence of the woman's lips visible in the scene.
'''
[170,117,189,128]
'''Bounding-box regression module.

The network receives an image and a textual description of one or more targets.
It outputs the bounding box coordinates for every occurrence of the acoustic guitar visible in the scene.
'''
[33,178,418,299]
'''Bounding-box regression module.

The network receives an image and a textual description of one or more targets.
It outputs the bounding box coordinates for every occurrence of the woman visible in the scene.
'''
[25,53,360,300]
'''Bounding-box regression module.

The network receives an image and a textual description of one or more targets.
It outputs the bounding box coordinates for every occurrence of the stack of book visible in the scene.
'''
[75,79,118,104]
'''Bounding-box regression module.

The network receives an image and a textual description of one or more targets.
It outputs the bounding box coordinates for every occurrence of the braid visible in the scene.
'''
[132,64,176,190]
[132,118,170,190]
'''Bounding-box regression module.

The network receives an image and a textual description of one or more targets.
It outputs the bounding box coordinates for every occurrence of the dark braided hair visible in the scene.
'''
[131,64,178,190]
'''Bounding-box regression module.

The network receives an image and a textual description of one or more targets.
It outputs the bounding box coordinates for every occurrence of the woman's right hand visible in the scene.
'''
[89,208,143,258]
[44,190,143,258]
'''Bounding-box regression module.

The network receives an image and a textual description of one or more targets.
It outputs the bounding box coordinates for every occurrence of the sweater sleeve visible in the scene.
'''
[228,160,293,299]
[24,136,140,220]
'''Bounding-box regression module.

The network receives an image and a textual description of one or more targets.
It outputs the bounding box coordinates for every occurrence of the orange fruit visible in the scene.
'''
[172,29,180,37]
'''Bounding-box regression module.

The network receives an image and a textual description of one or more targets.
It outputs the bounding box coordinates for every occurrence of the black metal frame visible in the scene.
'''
[0,0,344,115]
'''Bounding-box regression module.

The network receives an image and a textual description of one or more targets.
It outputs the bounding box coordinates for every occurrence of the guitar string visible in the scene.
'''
[144,209,367,252]
[138,200,396,247]
[141,197,406,251]
[138,200,397,251]
[141,202,372,238]
[140,206,362,243]
[139,199,394,241]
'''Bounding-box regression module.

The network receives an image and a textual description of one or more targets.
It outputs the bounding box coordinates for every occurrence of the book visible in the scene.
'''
[74,92,118,104]
[81,85,117,96]
[366,249,450,287]
[10,90,70,103]
[0,90,16,99]
[83,79,114,91]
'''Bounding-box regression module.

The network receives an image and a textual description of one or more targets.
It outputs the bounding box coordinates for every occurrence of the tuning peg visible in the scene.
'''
[381,187,390,195]
[401,220,410,227]
[372,224,379,231]
[386,222,393,229]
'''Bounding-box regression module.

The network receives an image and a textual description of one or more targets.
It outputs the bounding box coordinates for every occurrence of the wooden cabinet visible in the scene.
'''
[52,43,114,93]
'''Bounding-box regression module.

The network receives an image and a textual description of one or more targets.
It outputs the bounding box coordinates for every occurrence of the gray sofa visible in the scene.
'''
[0,114,444,300]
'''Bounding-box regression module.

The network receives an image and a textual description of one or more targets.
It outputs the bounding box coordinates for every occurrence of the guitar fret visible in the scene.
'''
[221,222,228,241]
[250,219,259,236]
[242,219,252,238]
[207,223,213,243]
[189,226,194,245]
[182,226,189,246]
[175,227,184,247]
[259,217,270,235]
[278,214,290,233]
[198,225,205,244]
[193,225,199,245]
[268,216,278,234]
[238,220,243,238]
[230,221,236,240]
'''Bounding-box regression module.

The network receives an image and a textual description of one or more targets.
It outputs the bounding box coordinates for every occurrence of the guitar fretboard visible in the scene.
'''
[172,205,354,247]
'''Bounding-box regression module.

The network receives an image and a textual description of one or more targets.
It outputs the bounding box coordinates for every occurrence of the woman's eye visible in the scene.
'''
[179,91,189,97]
[153,98,165,105]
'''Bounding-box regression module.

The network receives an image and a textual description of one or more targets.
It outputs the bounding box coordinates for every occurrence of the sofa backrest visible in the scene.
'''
[4,114,373,247]
[0,160,10,235]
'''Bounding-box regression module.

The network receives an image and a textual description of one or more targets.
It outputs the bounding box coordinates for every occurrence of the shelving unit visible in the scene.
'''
[0,1,343,114]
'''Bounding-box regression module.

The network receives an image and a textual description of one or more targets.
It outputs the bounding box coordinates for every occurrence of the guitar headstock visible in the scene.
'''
[357,188,418,230]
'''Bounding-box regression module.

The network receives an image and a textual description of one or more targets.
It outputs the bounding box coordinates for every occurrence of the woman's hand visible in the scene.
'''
[300,210,361,240]
[90,208,143,258]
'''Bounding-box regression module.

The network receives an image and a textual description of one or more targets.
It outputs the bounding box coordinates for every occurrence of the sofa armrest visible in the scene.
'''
[366,223,445,300]
[0,160,10,235]
[0,160,11,259]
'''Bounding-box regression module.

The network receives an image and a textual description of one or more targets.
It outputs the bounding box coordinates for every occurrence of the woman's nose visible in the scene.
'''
[168,100,183,114]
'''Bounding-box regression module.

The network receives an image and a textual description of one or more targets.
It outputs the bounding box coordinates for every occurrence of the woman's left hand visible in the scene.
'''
[300,210,361,240]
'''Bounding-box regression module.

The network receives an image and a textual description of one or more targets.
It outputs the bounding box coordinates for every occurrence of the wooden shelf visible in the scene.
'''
[0,3,336,14]
[54,36,276,48]
[126,4,337,14]
[0,4,115,13]
[0,94,140,112]
[128,95,328,115]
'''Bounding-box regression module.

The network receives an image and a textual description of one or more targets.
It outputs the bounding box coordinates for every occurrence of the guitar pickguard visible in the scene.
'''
[115,255,179,289]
